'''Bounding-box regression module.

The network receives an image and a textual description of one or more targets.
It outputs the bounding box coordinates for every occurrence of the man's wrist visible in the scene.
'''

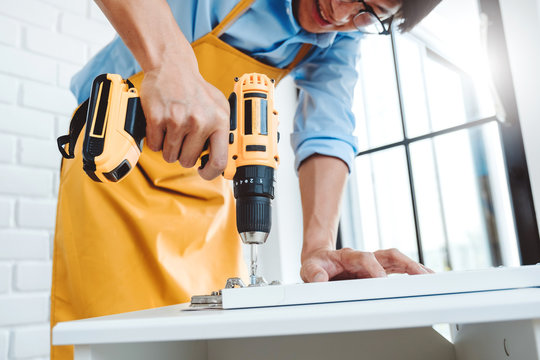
[301,231,335,262]
[141,39,198,74]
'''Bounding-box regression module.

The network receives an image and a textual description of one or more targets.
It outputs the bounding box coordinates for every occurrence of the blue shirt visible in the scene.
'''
[71,0,361,171]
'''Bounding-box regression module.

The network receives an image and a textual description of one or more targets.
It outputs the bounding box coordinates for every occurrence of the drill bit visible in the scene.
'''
[249,244,258,286]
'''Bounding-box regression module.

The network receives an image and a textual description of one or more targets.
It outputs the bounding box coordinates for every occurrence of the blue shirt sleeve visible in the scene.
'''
[291,33,361,173]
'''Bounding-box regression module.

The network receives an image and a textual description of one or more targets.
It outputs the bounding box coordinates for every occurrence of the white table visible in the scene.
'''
[53,268,540,360]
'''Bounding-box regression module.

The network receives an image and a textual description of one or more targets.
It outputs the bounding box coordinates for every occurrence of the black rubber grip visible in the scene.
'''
[246,145,266,152]
[124,97,146,152]
[228,92,237,131]
[244,92,267,99]
[198,139,211,169]
[236,196,271,234]
[200,154,210,169]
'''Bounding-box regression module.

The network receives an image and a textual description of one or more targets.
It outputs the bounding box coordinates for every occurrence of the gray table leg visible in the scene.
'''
[453,319,540,360]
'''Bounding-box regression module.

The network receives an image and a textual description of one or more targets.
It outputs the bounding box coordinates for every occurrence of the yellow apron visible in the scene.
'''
[51,0,311,358]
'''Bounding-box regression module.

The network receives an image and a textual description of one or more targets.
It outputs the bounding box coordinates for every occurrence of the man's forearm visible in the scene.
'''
[298,154,349,260]
[95,0,196,72]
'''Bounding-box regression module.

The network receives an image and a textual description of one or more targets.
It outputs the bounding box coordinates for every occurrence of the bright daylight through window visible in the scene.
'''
[341,0,524,272]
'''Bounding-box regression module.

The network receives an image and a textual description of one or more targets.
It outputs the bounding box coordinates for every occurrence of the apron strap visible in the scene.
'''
[286,43,313,70]
[57,100,88,159]
[212,0,256,38]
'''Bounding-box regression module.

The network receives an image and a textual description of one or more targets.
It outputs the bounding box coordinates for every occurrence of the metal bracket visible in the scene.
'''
[188,277,280,310]
[189,277,245,310]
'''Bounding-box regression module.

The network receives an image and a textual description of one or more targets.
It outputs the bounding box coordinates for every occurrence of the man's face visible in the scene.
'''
[293,0,401,33]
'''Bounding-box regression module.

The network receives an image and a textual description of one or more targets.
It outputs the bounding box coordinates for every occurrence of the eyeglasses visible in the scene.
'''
[337,0,393,35]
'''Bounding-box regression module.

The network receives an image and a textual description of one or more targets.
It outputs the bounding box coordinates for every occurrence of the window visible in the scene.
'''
[340,0,538,271]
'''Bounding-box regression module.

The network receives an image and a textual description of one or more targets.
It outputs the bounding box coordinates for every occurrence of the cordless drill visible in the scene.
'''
[219,74,279,285]
[58,73,279,285]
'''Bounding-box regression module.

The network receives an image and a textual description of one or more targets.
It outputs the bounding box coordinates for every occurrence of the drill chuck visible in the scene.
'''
[233,165,274,244]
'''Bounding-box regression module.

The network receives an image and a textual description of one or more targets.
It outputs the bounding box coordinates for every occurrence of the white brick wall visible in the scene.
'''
[0,75,18,104]
[0,330,9,360]
[0,45,58,84]
[0,135,16,164]
[0,105,56,139]
[11,326,50,359]
[0,265,11,294]
[0,296,49,327]
[0,166,53,197]
[0,1,115,359]
[0,16,19,47]
[15,263,52,292]
[0,200,14,228]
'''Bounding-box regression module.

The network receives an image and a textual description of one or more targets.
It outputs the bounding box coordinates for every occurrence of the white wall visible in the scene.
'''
[0,1,115,359]
[499,0,540,231]
[258,76,303,285]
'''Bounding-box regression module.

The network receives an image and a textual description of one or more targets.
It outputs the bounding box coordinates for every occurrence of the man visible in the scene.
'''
[52,0,440,358]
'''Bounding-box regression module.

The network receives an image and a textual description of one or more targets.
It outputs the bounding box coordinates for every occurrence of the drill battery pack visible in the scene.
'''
[81,74,146,183]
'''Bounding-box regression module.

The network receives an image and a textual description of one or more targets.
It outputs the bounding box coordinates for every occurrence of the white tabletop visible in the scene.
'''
[53,287,540,346]
[221,265,540,308]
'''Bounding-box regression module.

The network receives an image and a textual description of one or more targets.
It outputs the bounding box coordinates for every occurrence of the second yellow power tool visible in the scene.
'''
[81,73,146,182]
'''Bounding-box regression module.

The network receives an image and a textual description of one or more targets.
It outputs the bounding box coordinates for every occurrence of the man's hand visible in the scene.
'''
[141,61,230,180]
[301,247,433,283]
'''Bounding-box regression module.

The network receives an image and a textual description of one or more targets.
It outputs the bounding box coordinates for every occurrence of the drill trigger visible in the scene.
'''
[199,139,211,169]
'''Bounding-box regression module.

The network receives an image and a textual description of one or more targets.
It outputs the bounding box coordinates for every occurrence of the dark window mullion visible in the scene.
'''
[357,116,498,157]
[390,32,425,264]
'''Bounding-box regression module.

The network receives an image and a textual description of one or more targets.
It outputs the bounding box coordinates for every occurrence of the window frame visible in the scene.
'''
[340,0,540,266]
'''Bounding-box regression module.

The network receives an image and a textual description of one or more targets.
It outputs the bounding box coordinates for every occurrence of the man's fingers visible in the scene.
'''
[374,248,429,275]
[144,114,166,152]
[162,129,185,163]
[341,250,387,278]
[300,248,433,283]
[198,130,228,180]
[301,262,329,283]
[420,263,435,273]
[178,131,207,168]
